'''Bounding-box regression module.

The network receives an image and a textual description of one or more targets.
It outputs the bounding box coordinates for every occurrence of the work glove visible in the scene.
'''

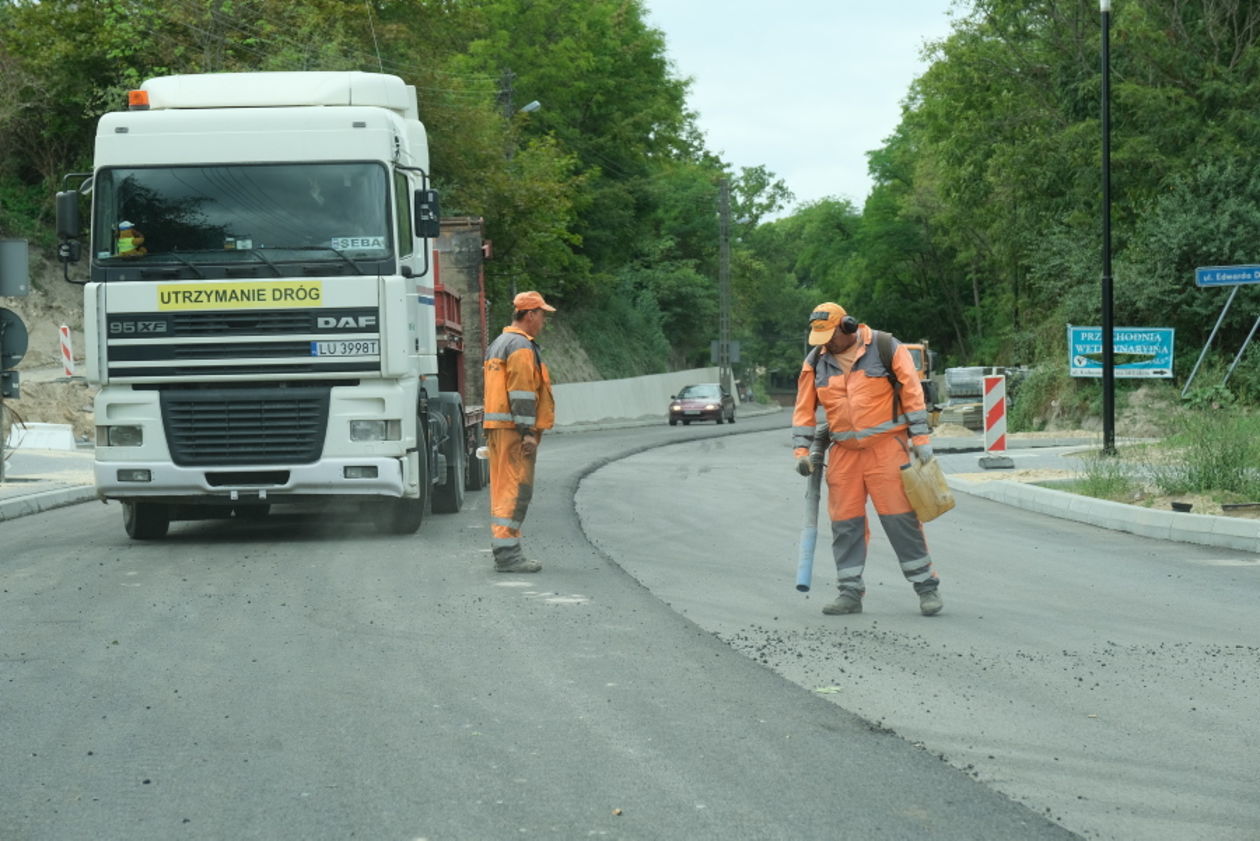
[912,443,934,464]
[795,454,814,476]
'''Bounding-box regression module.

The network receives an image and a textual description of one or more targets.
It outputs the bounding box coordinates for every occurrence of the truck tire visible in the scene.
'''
[373,432,429,534]
[124,501,170,540]
[465,428,488,491]
[432,435,466,514]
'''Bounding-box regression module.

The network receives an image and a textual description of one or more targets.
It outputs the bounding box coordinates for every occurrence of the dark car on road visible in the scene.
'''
[668,383,735,425]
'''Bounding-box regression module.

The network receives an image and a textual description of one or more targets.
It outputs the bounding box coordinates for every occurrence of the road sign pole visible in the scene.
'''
[1223,313,1260,388]
[1100,0,1116,455]
[1181,284,1239,398]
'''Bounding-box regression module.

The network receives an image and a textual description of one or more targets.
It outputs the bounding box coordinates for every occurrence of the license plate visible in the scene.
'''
[311,340,379,357]
[684,410,701,415]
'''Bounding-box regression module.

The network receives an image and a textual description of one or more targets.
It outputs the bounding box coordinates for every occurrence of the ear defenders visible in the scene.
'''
[839,315,858,334]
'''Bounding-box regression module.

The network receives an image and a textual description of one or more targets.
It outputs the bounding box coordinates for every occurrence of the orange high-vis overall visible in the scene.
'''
[483,326,554,567]
[791,325,939,598]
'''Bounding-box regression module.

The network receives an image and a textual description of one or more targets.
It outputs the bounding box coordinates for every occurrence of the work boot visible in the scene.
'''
[495,558,542,573]
[918,589,943,616]
[822,593,862,615]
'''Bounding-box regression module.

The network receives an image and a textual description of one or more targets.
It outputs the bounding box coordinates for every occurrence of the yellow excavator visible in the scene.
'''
[903,340,943,430]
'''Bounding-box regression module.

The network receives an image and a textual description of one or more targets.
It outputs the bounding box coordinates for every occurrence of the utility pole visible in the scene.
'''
[717,178,733,397]
[498,69,516,118]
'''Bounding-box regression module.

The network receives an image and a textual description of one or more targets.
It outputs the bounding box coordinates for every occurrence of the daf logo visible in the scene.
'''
[318,315,377,329]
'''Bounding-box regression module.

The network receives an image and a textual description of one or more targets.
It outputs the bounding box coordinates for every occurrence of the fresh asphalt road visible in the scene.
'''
[578,419,1260,841]
[3,413,1078,841]
[0,412,1251,840]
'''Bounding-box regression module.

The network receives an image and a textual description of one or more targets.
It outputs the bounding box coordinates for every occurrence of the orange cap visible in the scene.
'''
[807,302,848,346]
[513,290,556,312]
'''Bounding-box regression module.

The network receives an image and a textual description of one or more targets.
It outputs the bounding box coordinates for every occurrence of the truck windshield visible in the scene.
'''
[91,163,391,272]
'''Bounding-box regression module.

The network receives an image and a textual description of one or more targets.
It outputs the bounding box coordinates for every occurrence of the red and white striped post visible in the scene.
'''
[983,374,1007,453]
[59,325,74,378]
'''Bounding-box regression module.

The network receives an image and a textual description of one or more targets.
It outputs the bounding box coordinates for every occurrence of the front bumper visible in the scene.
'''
[670,407,722,421]
[95,456,408,502]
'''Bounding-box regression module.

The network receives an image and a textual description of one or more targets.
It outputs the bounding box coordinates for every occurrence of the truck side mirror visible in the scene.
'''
[56,190,82,241]
[57,240,82,264]
[414,189,441,239]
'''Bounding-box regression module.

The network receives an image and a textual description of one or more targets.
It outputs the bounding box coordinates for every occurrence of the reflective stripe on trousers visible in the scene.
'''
[487,427,536,566]
[826,434,939,597]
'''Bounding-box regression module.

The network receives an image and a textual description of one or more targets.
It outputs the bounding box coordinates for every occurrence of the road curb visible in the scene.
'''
[0,484,99,523]
[948,475,1260,553]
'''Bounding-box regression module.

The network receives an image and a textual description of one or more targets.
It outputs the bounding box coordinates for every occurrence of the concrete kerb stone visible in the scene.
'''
[947,474,1260,553]
[0,485,98,522]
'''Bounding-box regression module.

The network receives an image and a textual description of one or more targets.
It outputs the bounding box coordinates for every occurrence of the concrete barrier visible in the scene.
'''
[6,422,77,451]
[553,367,728,427]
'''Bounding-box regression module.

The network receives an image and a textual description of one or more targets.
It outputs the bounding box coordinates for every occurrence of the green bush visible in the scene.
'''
[1008,365,1096,432]
[1181,382,1236,412]
[1157,409,1260,498]
[0,178,52,246]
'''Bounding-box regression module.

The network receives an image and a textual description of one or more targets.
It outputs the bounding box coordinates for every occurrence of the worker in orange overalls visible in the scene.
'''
[482,290,556,573]
[792,302,943,616]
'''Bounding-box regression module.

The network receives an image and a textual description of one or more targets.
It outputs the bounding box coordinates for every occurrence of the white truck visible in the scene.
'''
[55,71,486,539]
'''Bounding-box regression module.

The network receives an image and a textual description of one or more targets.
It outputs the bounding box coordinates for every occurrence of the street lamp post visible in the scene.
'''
[1100,0,1116,455]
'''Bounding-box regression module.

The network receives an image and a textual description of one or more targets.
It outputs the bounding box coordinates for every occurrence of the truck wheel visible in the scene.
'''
[374,438,429,534]
[465,429,488,491]
[124,501,170,540]
[376,495,424,534]
[432,437,466,514]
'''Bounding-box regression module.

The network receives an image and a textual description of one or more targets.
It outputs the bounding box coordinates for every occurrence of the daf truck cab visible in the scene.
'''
[56,71,481,539]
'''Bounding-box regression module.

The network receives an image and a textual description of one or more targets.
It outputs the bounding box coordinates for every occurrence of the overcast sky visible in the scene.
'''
[642,0,959,214]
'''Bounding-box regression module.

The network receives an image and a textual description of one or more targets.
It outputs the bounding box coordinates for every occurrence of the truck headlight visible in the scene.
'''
[349,419,401,442]
[98,425,143,447]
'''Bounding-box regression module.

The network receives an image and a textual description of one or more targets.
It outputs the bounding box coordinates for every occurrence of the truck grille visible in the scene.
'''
[104,307,381,380]
[171,311,317,335]
[160,387,330,467]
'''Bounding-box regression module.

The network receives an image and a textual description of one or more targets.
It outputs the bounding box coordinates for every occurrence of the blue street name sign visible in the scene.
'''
[1194,265,1260,287]
[1067,326,1175,379]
